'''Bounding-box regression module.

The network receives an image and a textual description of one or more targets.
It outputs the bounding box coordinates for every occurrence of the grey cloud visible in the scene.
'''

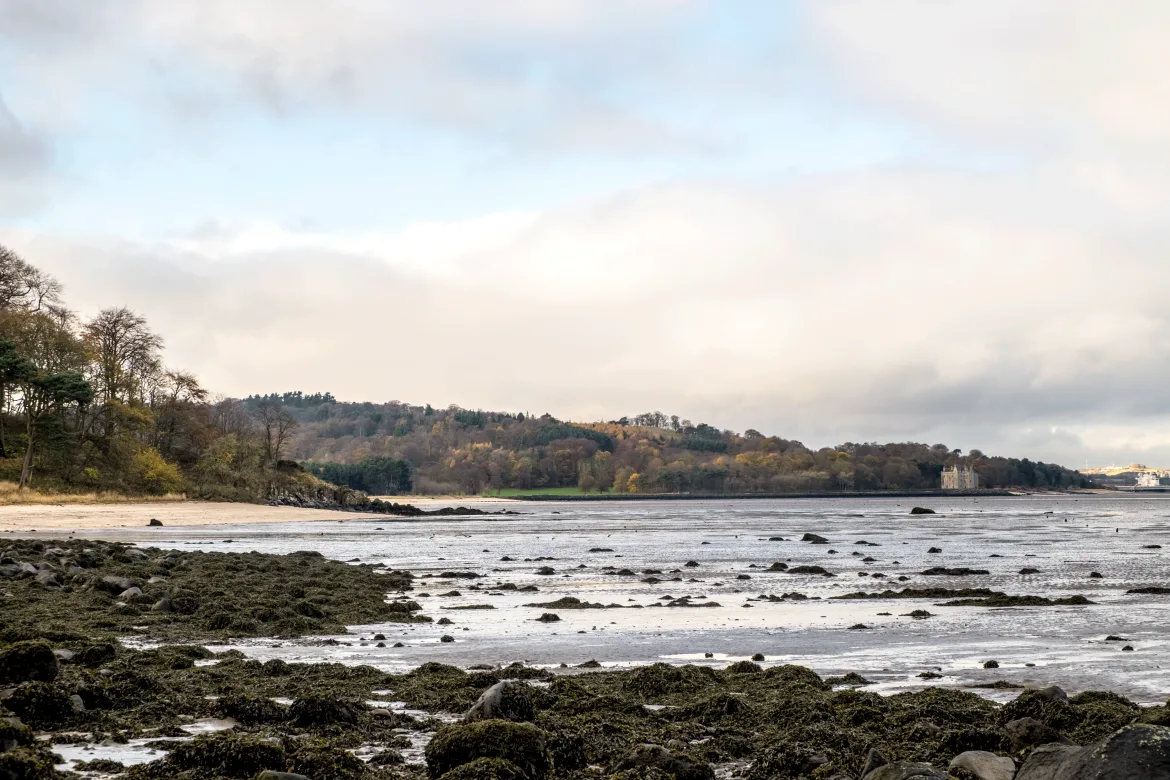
[0,97,51,178]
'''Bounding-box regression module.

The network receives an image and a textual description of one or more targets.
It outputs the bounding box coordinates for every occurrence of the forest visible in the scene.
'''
[0,245,1094,500]
[282,401,1093,496]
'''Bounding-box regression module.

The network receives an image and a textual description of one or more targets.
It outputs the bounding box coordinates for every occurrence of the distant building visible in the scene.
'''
[942,466,979,490]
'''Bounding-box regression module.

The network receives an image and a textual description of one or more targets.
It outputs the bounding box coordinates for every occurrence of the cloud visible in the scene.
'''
[9,153,1170,465]
[0,0,702,152]
[0,96,52,212]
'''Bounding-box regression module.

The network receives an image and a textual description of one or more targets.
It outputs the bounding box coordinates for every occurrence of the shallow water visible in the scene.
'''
[70,495,1170,704]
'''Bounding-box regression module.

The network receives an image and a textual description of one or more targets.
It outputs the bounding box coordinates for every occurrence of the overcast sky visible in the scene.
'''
[2,1,1168,467]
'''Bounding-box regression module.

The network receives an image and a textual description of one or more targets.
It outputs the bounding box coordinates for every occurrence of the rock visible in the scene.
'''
[1089,572,1103,578]
[948,751,1015,780]
[33,571,59,587]
[984,660,1000,669]
[801,533,830,543]
[616,744,715,780]
[255,773,311,780]
[69,694,86,713]
[287,696,359,727]
[151,596,173,612]
[1003,717,1071,752]
[118,586,143,601]
[684,560,700,567]
[438,757,526,780]
[920,567,990,576]
[1020,568,1042,575]
[51,649,74,662]
[99,575,137,593]
[0,564,20,578]
[863,761,944,779]
[442,635,456,642]
[0,641,59,683]
[788,565,834,576]
[465,682,536,723]
[862,747,888,776]
[148,518,163,526]
[928,547,943,554]
[909,507,936,515]
[535,567,555,576]
[1032,685,1067,703]
[768,562,788,571]
[0,716,34,752]
[1015,723,1170,779]
[425,720,550,780]
[535,614,559,623]
[751,653,765,661]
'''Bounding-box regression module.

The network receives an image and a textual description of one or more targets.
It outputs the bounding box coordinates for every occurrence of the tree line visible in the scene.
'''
[0,244,335,500]
[282,400,1094,495]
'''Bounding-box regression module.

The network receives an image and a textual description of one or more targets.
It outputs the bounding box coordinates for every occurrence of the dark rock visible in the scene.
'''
[442,635,457,642]
[862,748,888,777]
[928,547,942,554]
[788,565,834,576]
[1122,645,1134,651]
[0,716,34,752]
[151,596,173,612]
[535,614,560,623]
[465,682,536,723]
[984,660,1000,669]
[751,653,765,662]
[0,641,59,683]
[910,507,936,515]
[1003,717,1071,752]
[255,773,311,780]
[768,562,788,571]
[33,571,59,587]
[166,734,286,777]
[921,567,990,576]
[801,533,830,544]
[425,720,549,780]
[1127,586,1170,594]
[1089,572,1103,578]
[589,548,614,553]
[535,567,555,576]
[1015,723,1170,779]
[616,744,714,780]
[684,560,700,567]
[287,696,359,727]
[1032,686,1068,703]
[1020,568,1042,575]
[148,518,163,527]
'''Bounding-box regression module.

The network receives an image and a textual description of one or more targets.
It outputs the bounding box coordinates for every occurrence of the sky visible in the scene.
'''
[2,1,1169,468]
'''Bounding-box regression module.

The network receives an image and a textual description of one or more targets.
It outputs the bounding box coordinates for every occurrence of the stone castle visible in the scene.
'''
[941,465,979,490]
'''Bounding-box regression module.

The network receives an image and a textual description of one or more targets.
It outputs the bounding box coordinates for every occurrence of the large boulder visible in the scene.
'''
[616,744,714,780]
[287,697,359,728]
[1016,723,1170,779]
[0,717,34,753]
[863,762,944,779]
[426,720,549,780]
[465,682,536,723]
[948,751,1015,780]
[1003,717,1072,752]
[0,642,59,684]
[439,757,527,780]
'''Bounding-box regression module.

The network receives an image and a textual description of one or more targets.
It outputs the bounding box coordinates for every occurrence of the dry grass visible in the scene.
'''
[0,481,186,506]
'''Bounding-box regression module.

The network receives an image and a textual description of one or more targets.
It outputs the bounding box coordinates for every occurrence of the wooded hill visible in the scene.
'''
[0,244,1092,500]
[277,397,1093,496]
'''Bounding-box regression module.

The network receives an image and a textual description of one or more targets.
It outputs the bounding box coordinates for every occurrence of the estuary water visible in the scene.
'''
[87,495,1170,705]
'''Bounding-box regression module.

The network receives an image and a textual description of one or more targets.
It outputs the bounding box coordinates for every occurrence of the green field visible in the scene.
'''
[482,487,604,497]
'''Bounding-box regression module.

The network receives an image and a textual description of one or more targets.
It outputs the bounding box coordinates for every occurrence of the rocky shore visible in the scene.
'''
[2,539,1168,780]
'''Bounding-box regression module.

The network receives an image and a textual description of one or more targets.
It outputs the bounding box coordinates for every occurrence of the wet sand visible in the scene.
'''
[0,501,351,531]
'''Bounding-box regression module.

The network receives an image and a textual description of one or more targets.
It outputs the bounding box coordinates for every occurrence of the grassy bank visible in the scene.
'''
[0,481,187,506]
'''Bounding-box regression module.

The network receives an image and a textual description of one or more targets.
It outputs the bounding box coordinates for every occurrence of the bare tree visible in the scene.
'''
[82,307,163,404]
[0,245,63,313]
[253,400,299,465]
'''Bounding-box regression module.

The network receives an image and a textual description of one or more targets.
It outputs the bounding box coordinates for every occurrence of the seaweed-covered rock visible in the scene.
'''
[5,682,75,730]
[627,664,717,697]
[0,717,34,753]
[287,743,368,780]
[287,696,360,728]
[0,641,58,683]
[163,734,286,777]
[1016,723,1170,779]
[439,757,527,780]
[0,745,60,780]
[255,773,311,780]
[214,694,288,726]
[426,720,549,780]
[465,682,536,723]
[617,744,714,780]
[748,743,828,780]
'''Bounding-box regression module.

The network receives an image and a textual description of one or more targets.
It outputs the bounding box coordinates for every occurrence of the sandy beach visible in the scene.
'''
[0,501,350,532]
